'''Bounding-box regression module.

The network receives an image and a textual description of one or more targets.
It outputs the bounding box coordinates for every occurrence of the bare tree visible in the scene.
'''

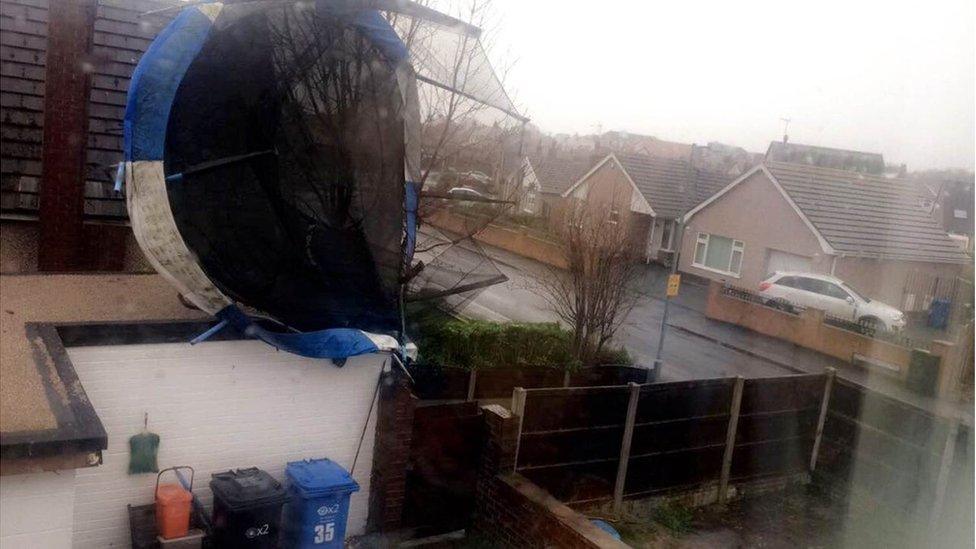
[387,0,527,255]
[537,204,644,364]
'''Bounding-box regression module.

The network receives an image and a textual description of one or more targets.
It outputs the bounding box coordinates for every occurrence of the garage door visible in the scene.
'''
[766,250,812,276]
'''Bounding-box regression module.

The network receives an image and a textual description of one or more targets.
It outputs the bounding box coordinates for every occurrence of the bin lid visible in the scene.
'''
[209,468,288,510]
[285,458,359,496]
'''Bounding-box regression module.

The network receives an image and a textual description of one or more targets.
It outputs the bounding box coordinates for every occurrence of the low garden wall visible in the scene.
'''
[426,209,568,269]
[471,406,628,548]
[704,281,964,395]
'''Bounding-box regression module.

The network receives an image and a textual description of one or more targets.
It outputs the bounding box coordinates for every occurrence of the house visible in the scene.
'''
[560,151,734,263]
[765,141,886,175]
[679,161,970,308]
[0,2,429,546]
[0,274,396,547]
[929,177,974,242]
[520,155,596,219]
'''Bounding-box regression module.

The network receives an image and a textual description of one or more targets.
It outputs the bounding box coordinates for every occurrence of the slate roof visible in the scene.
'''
[766,141,885,175]
[765,162,969,264]
[528,156,596,195]
[614,153,733,219]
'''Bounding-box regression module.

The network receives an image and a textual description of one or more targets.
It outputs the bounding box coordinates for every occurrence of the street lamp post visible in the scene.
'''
[652,221,684,382]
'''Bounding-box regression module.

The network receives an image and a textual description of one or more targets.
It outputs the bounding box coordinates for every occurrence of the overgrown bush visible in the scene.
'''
[408,304,632,369]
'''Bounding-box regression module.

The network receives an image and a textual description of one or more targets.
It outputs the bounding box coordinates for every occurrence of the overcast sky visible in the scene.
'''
[485,0,975,170]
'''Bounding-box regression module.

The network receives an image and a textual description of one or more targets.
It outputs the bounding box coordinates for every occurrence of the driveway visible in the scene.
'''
[459,241,970,418]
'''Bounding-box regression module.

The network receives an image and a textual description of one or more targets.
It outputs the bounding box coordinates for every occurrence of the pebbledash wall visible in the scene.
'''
[64,339,385,548]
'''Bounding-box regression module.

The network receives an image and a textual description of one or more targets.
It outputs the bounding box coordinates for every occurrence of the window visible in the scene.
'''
[523,190,537,213]
[954,209,968,219]
[775,276,798,288]
[660,220,675,250]
[693,232,744,276]
[822,282,851,300]
[609,204,620,224]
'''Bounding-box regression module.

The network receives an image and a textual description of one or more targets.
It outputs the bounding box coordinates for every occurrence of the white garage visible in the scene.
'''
[765,249,813,276]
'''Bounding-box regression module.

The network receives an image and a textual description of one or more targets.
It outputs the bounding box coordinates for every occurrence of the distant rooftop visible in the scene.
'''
[766,141,885,175]
[527,156,596,195]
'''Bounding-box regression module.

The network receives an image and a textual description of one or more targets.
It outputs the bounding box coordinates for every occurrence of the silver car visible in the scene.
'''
[758,271,906,332]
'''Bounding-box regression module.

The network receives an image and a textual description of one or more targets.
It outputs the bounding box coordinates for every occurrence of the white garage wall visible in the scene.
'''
[67,340,386,549]
[0,470,77,549]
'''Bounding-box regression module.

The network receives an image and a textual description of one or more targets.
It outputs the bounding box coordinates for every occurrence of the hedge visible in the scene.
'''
[408,305,632,369]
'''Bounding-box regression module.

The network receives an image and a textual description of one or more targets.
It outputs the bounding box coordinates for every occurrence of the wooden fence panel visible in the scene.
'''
[730,438,812,479]
[727,376,822,480]
[521,386,632,432]
[816,378,971,542]
[518,426,624,468]
[569,366,647,386]
[624,447,726,496]
[739,375,823,414]
[828,380,951,448]
[474,368,563,398]
[635,379,733,423]
[519,461,618,503]
[630,415,730,457]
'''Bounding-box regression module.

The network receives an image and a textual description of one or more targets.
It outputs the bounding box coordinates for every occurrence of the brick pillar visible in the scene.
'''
[472,405,519,539]
[367,371,416,532]
[37,0,97,271]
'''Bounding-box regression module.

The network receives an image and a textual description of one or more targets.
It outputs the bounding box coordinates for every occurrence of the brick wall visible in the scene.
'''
[705,281,916,376]
[368,371,416,532]
[36,0,96,270]
[471,406,628,549]
[1,0,177,271]
[426,210,569,269]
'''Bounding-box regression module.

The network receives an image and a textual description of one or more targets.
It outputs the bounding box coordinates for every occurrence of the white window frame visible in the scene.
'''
[659,219,675,251]
[608,203,620,225]
[692,232,745,277]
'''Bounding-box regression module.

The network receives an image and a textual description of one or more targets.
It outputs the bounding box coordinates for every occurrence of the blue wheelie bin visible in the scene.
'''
[928,298,951,329]
[282,458,359,548]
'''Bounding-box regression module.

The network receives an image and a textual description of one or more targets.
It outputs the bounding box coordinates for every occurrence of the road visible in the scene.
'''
[455,241,971,418]
[456,241,804,380]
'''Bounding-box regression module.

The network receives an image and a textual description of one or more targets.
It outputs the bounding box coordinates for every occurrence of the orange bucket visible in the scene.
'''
[155,466,194,539]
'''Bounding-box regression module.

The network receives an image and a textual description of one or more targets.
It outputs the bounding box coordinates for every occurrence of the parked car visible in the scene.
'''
[758,271,906,332]
[448,186,485,200]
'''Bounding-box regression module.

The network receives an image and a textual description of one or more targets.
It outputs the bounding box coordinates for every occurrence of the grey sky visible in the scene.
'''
[487,0,975,170]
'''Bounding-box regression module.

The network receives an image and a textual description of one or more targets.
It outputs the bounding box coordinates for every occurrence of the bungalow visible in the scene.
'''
[678,161,970,308]
[520,155,596,219]
[560,152,733,263]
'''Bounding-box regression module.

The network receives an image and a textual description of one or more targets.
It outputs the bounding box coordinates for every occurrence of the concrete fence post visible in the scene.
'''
[719,376,745,505]
[612,383,641,514]
[809,368,836,472]
[511,387,527,472]
[930,340,959,399]
[467,369,478,402]
[930,418,960,531]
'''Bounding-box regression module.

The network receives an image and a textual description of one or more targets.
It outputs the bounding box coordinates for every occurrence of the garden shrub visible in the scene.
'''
[408,303,633,369]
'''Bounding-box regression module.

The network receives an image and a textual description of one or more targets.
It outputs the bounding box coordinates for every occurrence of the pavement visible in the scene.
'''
[459,241,971,419]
